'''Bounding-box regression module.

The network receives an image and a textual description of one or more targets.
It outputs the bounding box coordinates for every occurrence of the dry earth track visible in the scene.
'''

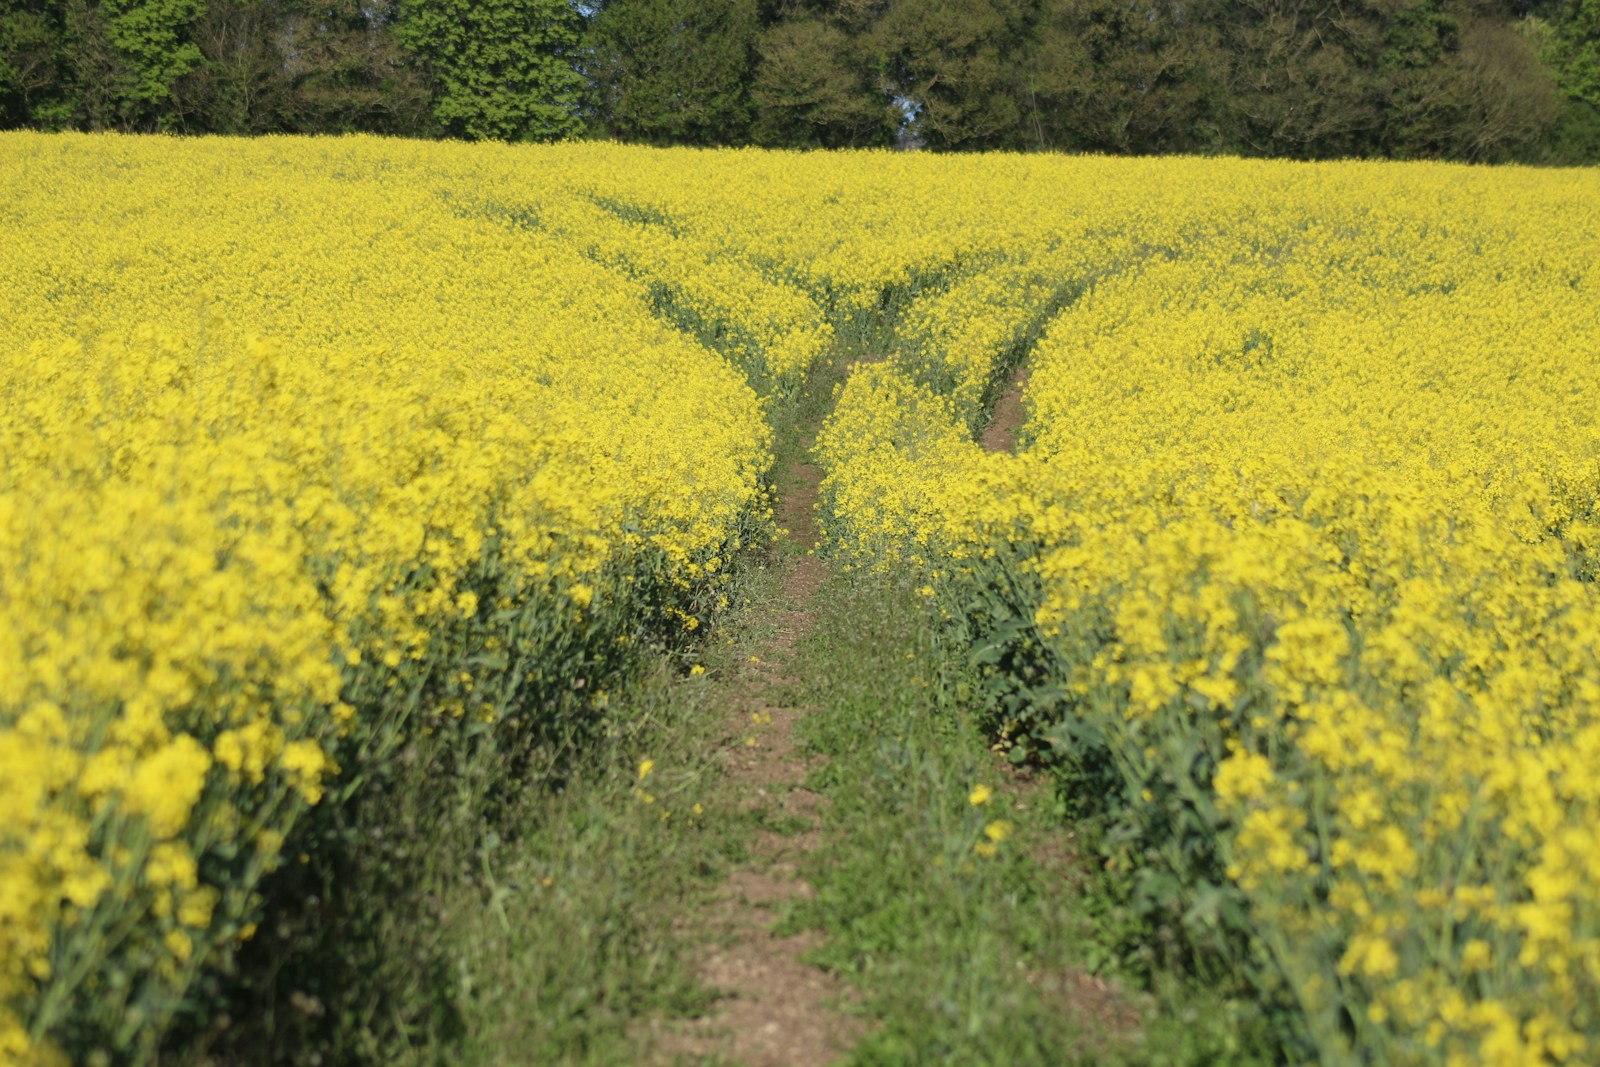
[646,438,862,1066]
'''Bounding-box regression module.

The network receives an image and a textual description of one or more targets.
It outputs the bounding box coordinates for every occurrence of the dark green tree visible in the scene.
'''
[155,0,437,136]
[751,14,898,146]
[0,0,69,126]
[280,0,434,134]
[1023,0,1222,153]
[872,0,1032,149]
[1203,0,1559,158]
[174,0,294,133]
[1208,0,1385,157]
[1374,0,1466,155]
[395,0,583,140]
[584,0,761,144]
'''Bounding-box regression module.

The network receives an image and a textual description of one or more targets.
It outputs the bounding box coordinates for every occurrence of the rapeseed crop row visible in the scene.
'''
[533,190,833,392]
[818,159,1600,1062]
[5,134,1597,1064]
[0,133,783,1065]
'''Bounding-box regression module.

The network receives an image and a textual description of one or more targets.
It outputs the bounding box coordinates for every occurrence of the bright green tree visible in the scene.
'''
[48,0,206,129]
[1522,0,1600,161]
[1543,0,1600,106]
[395,0,584,140]
[103,0,202,115]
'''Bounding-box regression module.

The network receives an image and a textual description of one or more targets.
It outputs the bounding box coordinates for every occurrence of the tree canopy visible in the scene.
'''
[1,0,1594,160]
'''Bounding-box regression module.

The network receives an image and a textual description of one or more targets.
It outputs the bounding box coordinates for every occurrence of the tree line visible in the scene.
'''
[2,0,1597,161]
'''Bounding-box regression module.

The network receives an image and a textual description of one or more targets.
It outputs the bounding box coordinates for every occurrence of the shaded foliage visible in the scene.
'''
[0,0,1593,158]
[584,0,760,144]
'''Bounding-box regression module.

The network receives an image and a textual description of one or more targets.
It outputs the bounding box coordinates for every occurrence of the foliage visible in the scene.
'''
[1,0,1594,158]
[184,0,435,136]
[1540,0,1600,106]
[750,15,899,148]
[1022,0,1221,154]
[0,1,68,127]
[871,0,1030,150]
[98,0,204,121]
[583,0,761,145]
[394,0,583,140]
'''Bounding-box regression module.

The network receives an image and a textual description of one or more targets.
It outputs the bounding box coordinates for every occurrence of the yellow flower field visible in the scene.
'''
[0,133,784,1065]
[817,159,1600,1062]
[2,132,1596,1064]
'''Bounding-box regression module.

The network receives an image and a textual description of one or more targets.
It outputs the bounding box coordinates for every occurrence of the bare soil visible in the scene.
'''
[981,368,1030,453]
[645,444,863,1066]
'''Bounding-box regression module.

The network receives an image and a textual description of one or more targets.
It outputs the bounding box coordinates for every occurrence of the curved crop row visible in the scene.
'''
[533,190,834,393]
[0,133,773,1065]
[8,134,1599,1066]
[818,158,1600,1063]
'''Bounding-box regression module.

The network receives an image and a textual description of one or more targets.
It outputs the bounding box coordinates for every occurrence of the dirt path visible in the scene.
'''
[647,439,861,1066]
[981,368,1029,453]
[633,360,1152,1066]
